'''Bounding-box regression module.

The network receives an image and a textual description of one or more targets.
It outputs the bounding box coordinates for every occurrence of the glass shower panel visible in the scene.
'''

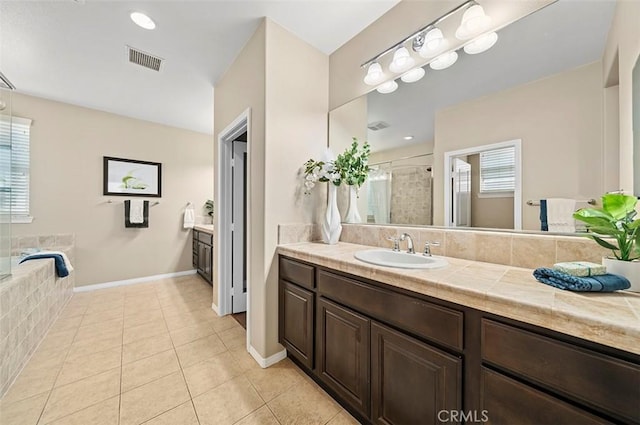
[0,87,12,280]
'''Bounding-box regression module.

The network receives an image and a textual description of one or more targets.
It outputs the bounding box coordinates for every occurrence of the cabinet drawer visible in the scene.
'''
[280,257,315,290]
[318,270,463,351]
[198,231,213,245]
[482,319,640,423]
[480,368,609,425]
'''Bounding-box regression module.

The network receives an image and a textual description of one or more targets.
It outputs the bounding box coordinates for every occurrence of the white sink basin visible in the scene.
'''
[354,249,448,269]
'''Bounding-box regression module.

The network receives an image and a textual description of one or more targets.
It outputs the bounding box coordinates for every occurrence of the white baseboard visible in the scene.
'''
[74,270,197,292]
[248,345,287,369]
[211,302,220,316]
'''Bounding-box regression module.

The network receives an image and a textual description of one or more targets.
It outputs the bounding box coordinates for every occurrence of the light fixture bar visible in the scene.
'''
[360,0,476,68]
[0,70,15,90]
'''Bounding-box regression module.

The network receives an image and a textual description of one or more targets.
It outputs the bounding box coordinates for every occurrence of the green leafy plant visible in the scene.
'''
[121,170,148,190]
[573,193,640,261]
[335,138,371,188]
[204,200,214,217]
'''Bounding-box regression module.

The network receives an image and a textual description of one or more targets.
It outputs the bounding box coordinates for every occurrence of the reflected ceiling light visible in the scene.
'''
[403,136,414,140]
[430,51,458,70]
[464,32,498,54]
[376,80,398,94]
[388,47,415,74]
[419,28,448,58]
[363,62,385,86]
[400,67,425,83]
[455,4,491,40]
[130,12,156,30]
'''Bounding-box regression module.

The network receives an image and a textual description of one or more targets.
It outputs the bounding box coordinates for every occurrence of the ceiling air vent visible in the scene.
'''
[126,46,164,72]
[367,121,390,131]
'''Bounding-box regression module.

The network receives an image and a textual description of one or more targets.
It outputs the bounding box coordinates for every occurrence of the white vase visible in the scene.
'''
[602,257,640,292]
[322,184,342,244]
[344,185,362,224]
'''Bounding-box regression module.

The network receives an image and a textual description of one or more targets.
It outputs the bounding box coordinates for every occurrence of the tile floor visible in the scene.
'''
[0,275,359,425]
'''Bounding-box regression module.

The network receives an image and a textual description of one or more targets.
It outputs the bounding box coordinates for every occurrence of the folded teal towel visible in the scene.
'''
[533,268,630,292]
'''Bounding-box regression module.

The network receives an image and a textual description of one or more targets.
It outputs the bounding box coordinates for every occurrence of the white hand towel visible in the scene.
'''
[129,200,145,224]
[37,251,74,272]
[183,205,195,229]
[547,198,577,233]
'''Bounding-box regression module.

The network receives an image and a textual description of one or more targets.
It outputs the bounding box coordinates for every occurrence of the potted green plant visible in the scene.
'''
[573,193,639,290]
[334,138,371,223]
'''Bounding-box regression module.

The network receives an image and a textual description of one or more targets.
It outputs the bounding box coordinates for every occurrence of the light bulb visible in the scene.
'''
[363,62,385,86]
[455,4,491,40]
[388,47,415,74]
[400,67,425,83]
[130,12,156,30]
[419,28,448,59]
[464,32,498,54]
[430,51,458,70]
[376,80,399,94]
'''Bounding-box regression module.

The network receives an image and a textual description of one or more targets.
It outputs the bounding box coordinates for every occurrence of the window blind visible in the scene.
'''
[0,117,31,217]
[479,146,515,193]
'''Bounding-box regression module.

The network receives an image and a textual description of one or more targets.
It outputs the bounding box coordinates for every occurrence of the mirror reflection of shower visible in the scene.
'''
[0,70,15,281]
[365,153,433,225]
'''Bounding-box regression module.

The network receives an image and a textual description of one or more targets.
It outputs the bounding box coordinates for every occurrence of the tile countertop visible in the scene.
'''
[277,242,640,355]
[193,224,214,234]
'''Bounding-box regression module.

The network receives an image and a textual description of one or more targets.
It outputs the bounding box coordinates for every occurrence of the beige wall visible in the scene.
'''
[213,19,328,359]
[468,154,514,229]
[434,62,604,230]
[603,0,640,194]
[12,93,213,286]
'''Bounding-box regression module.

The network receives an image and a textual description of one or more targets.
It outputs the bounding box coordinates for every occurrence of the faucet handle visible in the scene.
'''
[423,241,441,257]
[386,236,400,252]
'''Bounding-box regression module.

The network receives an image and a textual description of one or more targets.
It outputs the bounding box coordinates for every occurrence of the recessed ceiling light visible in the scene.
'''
[403,136,414,140]
[130,12,156,30]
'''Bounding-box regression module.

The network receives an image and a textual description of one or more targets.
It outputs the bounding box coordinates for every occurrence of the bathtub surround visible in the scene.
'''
[10,93,213,287]
[0,242,75,397]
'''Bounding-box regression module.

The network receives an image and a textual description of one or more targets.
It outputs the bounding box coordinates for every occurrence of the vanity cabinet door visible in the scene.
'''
[317,297,370,419]
[371,322,462,425]
[279,280,315,369]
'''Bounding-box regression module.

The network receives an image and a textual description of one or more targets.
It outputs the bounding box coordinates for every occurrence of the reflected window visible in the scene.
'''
[479,146,515,194]
[0,117,31,220]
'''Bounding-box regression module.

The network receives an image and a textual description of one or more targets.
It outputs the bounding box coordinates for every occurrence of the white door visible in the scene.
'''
[231,140,247,313]
[452,158,471,227]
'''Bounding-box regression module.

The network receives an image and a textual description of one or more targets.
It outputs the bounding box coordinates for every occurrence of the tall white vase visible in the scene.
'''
[322,184,342,244]
[603,257,640,292]
[344,185,362,224]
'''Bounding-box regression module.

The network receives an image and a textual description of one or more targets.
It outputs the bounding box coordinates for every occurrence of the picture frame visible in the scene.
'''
[103,156,162,197]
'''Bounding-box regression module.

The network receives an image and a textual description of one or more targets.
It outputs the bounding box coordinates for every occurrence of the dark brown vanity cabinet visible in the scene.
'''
[192,229,213,284]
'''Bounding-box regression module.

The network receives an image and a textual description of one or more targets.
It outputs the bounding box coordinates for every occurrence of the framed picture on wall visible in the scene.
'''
[103,156,162,197]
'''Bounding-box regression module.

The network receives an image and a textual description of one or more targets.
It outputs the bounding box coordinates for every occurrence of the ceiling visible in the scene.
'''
[366,0,616,153]
[0,0,399,135]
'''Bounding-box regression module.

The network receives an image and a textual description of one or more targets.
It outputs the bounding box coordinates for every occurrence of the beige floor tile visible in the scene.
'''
[1,364,60,404]
[182,351,244,397]
[73,319,123,342]
[122,319,168,344]
[326,410,361,425]
[268,380,340,425]
[218,325,246,350]
[84,301,125,315]
[121,349,180,392]
[123,308,164,329]
[39,368,121,424]
[175,334,227,368]
[228,347,261,372]
[24,347,68,372]
[233,405,280,425]
[80,308,124,326]
[55,347,122,387]
[0,391,49,425]
[122,333,174,365]
[120,371,190,425]
[169,322,216,347]
[65,335,123,361]
[43,395,120,425]
[211,316,240,333]
[141,401,199,425]
[47,315,83,334]
[37,329,77,353]
[245,359,305,402]
[192,375,264,425]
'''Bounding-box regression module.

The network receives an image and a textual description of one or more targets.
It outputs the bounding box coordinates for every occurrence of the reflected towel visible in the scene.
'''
[546,198,576,232]
[183,205,195,229]
[124,200,149,228]
[533,268,630,292]
[19,251,73,277]
[129,199,145,224]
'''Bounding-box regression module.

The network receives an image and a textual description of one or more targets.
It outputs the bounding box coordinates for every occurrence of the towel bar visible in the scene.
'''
[106,200,160,206]
[526,199,596,206]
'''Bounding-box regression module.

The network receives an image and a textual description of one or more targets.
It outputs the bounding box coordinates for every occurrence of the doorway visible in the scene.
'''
[452,158,471,227]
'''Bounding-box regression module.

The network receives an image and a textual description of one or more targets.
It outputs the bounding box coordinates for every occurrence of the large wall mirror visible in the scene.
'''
[329,0,618,233]
[634,53,640,198]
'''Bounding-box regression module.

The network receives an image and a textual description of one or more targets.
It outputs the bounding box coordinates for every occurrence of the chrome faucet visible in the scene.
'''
[386,236,401,252]
[423,241,440,257]
[400,233,415,254]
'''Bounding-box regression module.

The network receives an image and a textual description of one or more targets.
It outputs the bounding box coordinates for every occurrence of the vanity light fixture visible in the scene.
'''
[400,67,425,83]
[455,3,492,40]
[376,80,399,94]
[364,62,385,86]
[388,47,416,74]
[130,11,156,30]
[419,27,448,58]
[403,136,414,140]
[430,51,458,70]
[464,31,498,54]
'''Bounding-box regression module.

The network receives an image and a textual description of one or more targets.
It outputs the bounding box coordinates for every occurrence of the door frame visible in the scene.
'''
[216,109,251,327]
[443,139,522,230]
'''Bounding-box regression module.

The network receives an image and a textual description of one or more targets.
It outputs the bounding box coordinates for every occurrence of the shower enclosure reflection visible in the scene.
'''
[0,80,13,281]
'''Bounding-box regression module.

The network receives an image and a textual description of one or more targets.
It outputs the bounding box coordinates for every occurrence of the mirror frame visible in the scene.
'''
[444,139,522,230]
